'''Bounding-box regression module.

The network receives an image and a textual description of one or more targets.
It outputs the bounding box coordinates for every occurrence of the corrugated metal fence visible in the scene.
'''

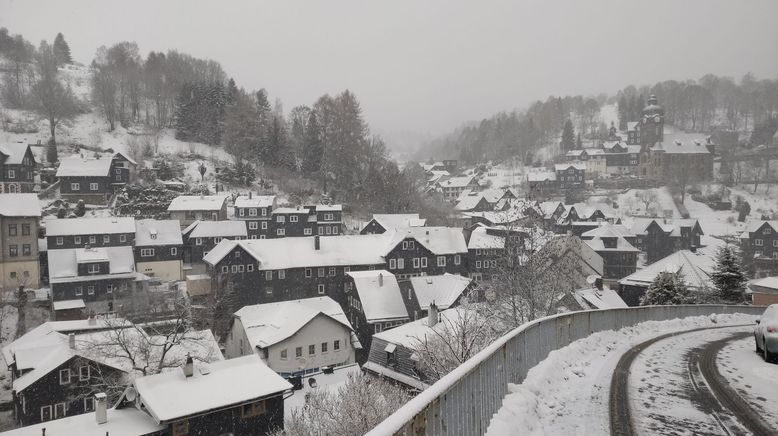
[366,305,764,436]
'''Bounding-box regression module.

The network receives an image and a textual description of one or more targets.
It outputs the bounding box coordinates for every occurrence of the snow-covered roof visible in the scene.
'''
[234,296,354,349]
[45,216,135,236]
[573,288,628,310]
[627,122,638,131]
[204,234,392,269]
[455,192,489,211]
[135,219,183,246]
[0,142,31,165]
[314,204,343,212]
[742,220,778,234]
[134,354,291,423]
[0,193,40,217]
[167,194,229,212]
[438,176,475,188]
[467,226,505,250]
[554,163,586,171]
[750,276,778,292]
[373,307,475,348]
[652,140,711,154]
[284,363,362,415]
[272,207,309,214]
[187,220,247,238]
[618,246,717,290]
[234,194,275,208]
[52,299,86,311]
[56,155,113,177]
[48,246,136,283]
[526,171,556,182]
[0,407,164,436]
[366,214,426,232]
[583,233,639,253]
[538,201,563,217]
[386,227,467,255]
[409,273,472,310]
[347,270,408,322]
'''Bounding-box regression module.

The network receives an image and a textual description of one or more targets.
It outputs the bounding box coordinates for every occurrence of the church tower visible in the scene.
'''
[639,94,664,147]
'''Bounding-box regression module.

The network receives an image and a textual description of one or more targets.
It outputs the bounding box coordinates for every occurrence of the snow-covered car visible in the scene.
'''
[755,304,778,363]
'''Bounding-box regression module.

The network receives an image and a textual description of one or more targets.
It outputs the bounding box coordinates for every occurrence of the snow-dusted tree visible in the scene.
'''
[640,271,694,305]
[74,199,86,217]
[635,189,659,215]
[198,162,207,182]
[46,141,58,164]
[279,373,411,436]
[411,306,501,383]
[52,32,72,65]
[561,119,575,151]
[31,41,80,146]
[711,245,748,304]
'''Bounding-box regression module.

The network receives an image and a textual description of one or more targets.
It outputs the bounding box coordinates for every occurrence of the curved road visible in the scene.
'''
[609,325,775,436]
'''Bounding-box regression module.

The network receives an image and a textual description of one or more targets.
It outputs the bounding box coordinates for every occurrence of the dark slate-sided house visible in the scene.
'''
[383,227,468,279]
[233,193,276,239]
[167,194,230,229]
[45,217,136,250]
[47,246,146,315]
[581,225,640,284]
[360,213,426,235]
[554,163,586,190]
[56,152,136,204]
[134,219,184,282]
[631,218,704,264]
[183,220,247,270]
[270,207,316,238]
[0,142,36,193]
[740,220,778,278]
[312,204,344,236]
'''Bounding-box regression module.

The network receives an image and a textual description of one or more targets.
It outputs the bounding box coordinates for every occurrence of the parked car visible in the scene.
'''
[755,304,778,363]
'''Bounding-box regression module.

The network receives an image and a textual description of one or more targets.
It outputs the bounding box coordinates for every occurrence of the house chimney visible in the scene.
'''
[183,354,194,378]
[428,302,438,327]
[68,333,75,349]
[95,392,107,424]
[249,191,252,199]
[314,235,320,250]
[378,273,383,287]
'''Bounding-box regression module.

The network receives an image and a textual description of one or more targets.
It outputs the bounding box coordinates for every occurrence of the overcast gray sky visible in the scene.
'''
[2,0,777,141]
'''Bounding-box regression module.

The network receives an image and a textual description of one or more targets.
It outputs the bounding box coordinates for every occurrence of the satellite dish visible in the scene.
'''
[125,387,137,402]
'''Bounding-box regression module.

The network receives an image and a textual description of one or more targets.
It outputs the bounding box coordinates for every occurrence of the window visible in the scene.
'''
[318,284,325,294]
[8,245,17,257]
[265,271,273,280]
[119,234,126,243]
[277,228,285,236]
[413,258,420,268]
[171,420,189,436]
[103,235,110,244]
[240,401,266,419]
[140,248,155,257]
[195,238,202,246]
[476,260,482,268]
[278,269,286,279]
[262,221,268,230]
[402,241,408,250]
[106,284,113,294]
[71,183,80,191]
[774,240,778,247]
[374,323,383,333]
[437,256,446,267]
[7,169,14,179]
[56,236,63,245]
[277,215,285,223]
[75,286,83,296]
[40,405,52,422]
[89,236,96,244]
[22,244,30,256]
[421,257,427,268]
[321,342,328,353]
[318,267,325,277]
[309,344,315,355]
[329,267,335,277]
[305,268,312,278]
[265,287,273,295]
[324,213,334,221]
[280,349,288,360]
[756,250,763,257]
[454,254,461,265]
[247,264,254,272]
[171,247,178,256]
[83,397,94,412]
[262,208,268,216]
[344,266,350,273]
[74,235,83,245]
[334,340,340,351]
[79,365,90,381]
[389,259,397,269]
[237,265,244,273]
[755,239,764,246]
[408,241,415,250]
[249,221,258,230]
[87,286,95,295]
[491,260,497,268]
[333,226,339,235]
[290,215,299,223]
[296,347,302,358]
[89,183,99,191]
[59,368,71,384]
[398,258,404,269]
[239,208,245,217]
[87,264,100,273]
[8,224,16,236]
[232,265,239,273]
[304,228,312,235]
[765,227,772,234]
[221,265,229,273]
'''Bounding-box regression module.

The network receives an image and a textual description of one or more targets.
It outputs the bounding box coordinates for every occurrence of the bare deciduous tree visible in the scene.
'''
[31,42,80,146]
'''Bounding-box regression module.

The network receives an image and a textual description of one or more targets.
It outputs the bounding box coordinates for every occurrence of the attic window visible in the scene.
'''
[150,231,157,240]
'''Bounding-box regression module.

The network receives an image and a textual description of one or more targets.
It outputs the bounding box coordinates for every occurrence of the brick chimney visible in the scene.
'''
[428,302,438,327]
[314,235,320,250]
[248,191,252,199]
[95,392,107,424]
[378,272,383,287]
[68,333,75,349]
[183,354,194,378]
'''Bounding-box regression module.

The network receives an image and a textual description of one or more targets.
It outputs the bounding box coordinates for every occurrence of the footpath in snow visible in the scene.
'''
[486,313,757,436]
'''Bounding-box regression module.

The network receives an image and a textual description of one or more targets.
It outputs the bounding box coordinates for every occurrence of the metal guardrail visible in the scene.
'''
[367,305,765,436]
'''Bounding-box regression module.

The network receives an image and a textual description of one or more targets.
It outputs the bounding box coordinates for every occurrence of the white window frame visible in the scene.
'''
[70,183,80,191]
[7,169,14,179]
[398,258,405,269]
[476,260,481,268]
[87,264,100,274]
[89,182,99,191]
[170,247,178,256]
[437,256,446,267]
[389,259,397,270]
[249,208,257,217]
[84,397,94,412]
[262,221,268,230]
[304,228,312,235]
[74,236,81,245]
[421,257,427,268]
[454,254,461,265]
[318,284,325,294]
[87,286,95,295]
[59,368,71,385]
[277,228,285,236]
[290,215,299,223]
[103,235,110,243]
[265,271,273,280]
[40,405,52,422]
[221,265,229,273]
[79,365,90,381]
[277,215,285,223]
[89,236,96,244]
[119,234,126,243]
[249,221,258,230]
[56,237,63,245]
[195,238,202,246]
[278,269,286,279]
[755,239,764,246]
[140,248,155,257]
[413,258,420,268]
[247,264,254,272]
[75,286,83,296]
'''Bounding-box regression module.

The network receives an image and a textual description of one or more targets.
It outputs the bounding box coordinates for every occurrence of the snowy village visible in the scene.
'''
[0,1,777,435]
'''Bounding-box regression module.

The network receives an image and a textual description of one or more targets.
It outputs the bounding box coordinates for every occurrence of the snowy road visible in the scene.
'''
[612,325,777,436]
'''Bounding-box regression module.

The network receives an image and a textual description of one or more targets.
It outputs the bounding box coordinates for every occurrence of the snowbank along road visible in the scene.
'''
[610,325,777,436]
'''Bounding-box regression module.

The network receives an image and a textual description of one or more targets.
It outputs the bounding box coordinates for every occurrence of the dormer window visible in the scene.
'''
[87,264,100,274]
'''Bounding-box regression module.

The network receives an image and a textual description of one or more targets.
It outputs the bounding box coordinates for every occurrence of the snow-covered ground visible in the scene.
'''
[486,314,757,436]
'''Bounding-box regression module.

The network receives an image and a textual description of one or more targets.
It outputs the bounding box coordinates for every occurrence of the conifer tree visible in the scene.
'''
[711,245,748,304]
[561,119,575,150]
[640,272,694,305]
[618,96,628,130]
[302,111,323,172]
[52,33,72,65]
[576,132,582,148]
